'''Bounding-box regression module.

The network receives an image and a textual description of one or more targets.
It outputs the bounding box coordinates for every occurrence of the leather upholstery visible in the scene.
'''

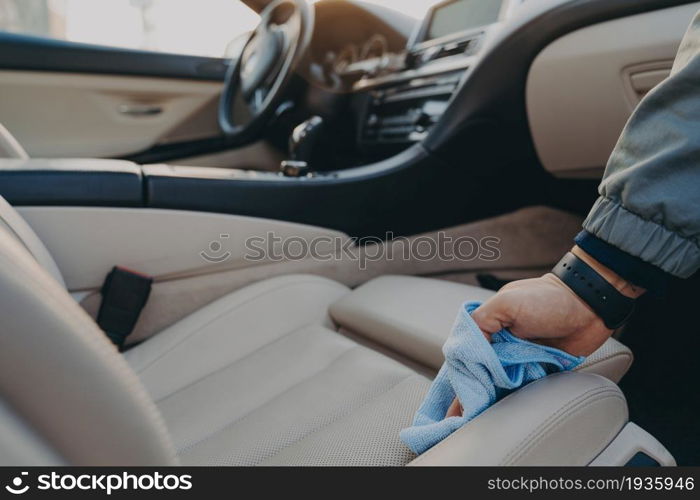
[330,275,634,382]
[125,275,431,466]
[0,224,176,465]
[0,200,639,466]
[0,196,64,287]
[409,373,628,466]
[0,123,28,159]
[0,399,63,466]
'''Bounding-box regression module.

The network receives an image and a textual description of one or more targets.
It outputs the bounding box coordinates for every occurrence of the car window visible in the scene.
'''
[0,0,259,58]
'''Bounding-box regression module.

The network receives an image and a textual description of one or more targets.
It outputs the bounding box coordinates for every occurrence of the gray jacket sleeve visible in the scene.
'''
[582,11,700,279]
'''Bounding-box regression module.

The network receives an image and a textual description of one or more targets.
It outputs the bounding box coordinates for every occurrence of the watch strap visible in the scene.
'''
[552,252,635,329]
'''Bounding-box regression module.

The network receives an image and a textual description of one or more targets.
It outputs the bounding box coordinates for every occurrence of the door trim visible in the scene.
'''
[0,33,228,81]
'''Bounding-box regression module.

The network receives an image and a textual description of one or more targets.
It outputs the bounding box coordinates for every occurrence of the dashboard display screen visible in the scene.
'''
[427,0,503,41]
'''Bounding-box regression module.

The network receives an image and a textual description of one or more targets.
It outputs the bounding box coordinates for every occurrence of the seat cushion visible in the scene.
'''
[125,275,430,466]
[330,275,633,383]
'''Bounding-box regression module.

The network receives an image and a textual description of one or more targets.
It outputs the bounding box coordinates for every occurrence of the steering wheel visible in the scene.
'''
[218,0,314,143]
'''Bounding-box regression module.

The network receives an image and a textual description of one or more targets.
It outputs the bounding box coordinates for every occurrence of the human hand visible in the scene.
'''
[445,274,608,419]
[471,273,610,356]
[472,246,644,356]
[445,246,645,418]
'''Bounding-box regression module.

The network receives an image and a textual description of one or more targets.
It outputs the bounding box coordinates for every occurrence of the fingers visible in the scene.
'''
[471,293,514,338]
[445,398,463,418]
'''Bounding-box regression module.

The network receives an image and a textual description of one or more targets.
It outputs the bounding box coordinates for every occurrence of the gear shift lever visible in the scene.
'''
[280,116,324,177]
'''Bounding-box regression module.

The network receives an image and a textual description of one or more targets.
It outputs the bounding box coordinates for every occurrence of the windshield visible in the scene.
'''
[0,0,443,58]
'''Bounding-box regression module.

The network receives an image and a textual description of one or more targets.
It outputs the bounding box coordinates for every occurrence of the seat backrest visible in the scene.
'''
[0,212,177,465]
[0,196,64,287]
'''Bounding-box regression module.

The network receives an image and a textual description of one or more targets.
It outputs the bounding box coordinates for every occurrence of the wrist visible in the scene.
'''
[552,251,638,329]
[571,246,646,299]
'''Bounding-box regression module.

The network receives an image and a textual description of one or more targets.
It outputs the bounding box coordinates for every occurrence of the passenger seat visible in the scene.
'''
[0,197,673,466]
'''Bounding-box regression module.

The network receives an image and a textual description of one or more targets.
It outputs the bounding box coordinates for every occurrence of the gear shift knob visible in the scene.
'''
[281,116,324,177]
[290,115,324,163]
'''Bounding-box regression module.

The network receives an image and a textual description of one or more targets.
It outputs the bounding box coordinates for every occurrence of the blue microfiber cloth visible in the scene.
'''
[400,302,585,455]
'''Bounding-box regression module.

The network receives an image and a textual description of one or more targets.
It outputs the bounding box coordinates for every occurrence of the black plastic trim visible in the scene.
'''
[625,452,661,467]
[0,33,228,81]
[143,122,542,237]
[0,166,143,207]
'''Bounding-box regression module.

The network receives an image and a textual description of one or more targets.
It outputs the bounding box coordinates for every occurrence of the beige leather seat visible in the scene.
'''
[0,197,656,466]
[125,274,430,466]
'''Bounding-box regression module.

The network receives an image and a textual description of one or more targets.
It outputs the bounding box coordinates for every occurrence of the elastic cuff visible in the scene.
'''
[575,231,670,295]
[583,197,700,279]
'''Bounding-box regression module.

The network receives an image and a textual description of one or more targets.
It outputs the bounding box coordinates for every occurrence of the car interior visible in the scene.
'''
[0,0,698,466]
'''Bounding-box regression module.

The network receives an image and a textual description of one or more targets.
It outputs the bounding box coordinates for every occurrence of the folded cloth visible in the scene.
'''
[400,302,585,455]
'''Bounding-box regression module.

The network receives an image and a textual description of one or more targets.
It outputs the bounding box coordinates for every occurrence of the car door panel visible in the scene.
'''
[0,29,232,159]
[0,69,222,158]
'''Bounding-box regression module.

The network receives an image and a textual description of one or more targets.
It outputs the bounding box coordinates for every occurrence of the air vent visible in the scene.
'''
[407,33,483,68]
[433,35,481,61]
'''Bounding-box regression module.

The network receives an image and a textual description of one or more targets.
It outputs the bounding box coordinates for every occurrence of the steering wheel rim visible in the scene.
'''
[218,0,313,143]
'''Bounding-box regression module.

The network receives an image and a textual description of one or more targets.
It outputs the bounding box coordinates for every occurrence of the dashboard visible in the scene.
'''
[309,0,516,89]
[312,0,522,151]
[293,0,528,168]
[308,0,409,92]
[301,0,696,178]
[333,35,387,72]
[413,0,508,46]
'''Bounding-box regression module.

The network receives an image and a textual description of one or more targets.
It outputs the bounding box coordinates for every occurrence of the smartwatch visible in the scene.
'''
[552,252,636,329]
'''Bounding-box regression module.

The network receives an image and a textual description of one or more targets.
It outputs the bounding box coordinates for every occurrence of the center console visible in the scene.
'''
[360,70,464,146]
[356,0,518,150]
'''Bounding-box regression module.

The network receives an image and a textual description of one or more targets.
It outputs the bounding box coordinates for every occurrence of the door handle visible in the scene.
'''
[118,103,163,117]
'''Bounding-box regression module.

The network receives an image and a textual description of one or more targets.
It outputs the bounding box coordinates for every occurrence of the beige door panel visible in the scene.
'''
[0,71,222,158]
[156,95,221,145]
[526,3,700,179]
[168,140,284,171]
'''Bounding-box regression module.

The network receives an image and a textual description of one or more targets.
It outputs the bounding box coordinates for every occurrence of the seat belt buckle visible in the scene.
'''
[97,266,153,349]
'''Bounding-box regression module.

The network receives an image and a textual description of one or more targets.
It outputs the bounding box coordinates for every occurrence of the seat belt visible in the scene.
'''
[97,266,153,350]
